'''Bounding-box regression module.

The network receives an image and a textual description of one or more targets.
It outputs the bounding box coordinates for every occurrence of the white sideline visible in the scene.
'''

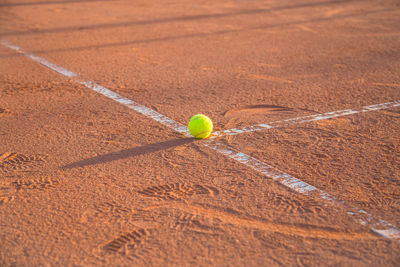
[212,101,400,138]
[2,39,399,240]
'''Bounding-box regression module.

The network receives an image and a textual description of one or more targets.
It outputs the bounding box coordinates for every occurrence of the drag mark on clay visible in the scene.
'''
[0,152,46,172]
[213,100,400,138]
[222,105,318,130]
[223,105,294,117]
[237,72,293,84]
[95,200,368,240]
[146,203,375,240]
[138,183,218,201]
[223,105,304,123]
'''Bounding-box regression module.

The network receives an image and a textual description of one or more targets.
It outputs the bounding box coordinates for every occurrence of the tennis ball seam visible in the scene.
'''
[194,130,211,137]
[189,116,203,122]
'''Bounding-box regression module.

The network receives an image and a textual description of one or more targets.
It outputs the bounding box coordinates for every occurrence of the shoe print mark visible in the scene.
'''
[0,196,14,205]
[93,201,132,218]
[0,108,10,117]
[271,194,324,214]
[172,212,220,234]
[0,152,46,172]
[103,228,149,253]
[12,177,60,190]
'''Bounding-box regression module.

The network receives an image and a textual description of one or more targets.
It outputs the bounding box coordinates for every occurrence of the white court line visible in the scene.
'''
[78,80,189,135]
[0,39,189,135]
[212,100,400,138]
[2,39,399,240]
[204,141,400,239]
[0,40,78,78]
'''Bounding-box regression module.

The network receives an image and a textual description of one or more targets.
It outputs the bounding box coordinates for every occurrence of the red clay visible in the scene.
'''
[1,0,399,266]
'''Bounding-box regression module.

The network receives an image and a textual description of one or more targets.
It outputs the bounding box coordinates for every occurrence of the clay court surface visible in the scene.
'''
[1,0,400,266]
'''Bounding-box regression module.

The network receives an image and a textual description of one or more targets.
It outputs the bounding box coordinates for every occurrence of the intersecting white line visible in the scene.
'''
[212,100,400,138]
[2,38,399,240]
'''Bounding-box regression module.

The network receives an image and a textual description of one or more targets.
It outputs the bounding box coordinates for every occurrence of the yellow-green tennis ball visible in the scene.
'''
[188,114,213,139]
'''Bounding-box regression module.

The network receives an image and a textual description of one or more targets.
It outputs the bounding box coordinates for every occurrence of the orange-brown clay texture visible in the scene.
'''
[1,0,399,266]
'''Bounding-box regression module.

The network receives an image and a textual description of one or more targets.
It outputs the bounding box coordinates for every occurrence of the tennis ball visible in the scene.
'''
[188,114,213,139]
